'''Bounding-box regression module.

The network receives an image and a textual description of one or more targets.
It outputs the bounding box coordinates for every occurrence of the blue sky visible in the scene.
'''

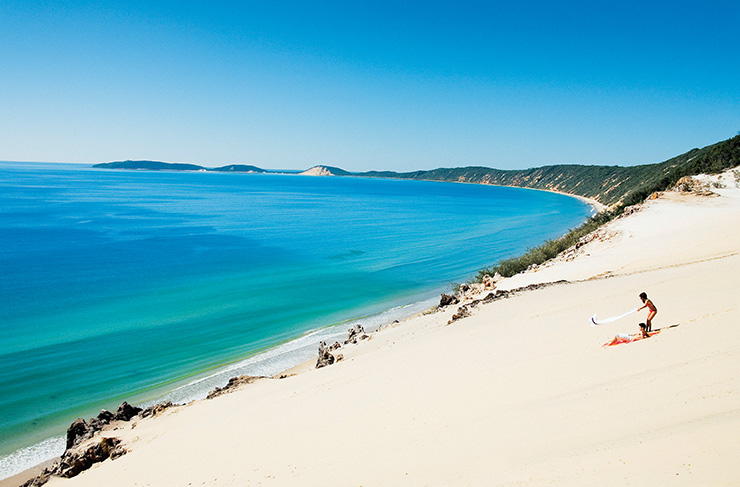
[1,1,738,171]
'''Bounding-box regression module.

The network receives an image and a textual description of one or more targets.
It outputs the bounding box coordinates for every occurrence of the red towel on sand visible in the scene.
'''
[603,330,660,347]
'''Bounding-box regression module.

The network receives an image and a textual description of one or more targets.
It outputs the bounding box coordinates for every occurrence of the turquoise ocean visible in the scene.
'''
[0,162,592,478]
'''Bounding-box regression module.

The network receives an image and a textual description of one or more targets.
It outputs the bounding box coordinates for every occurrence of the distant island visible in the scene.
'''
[94,134,740,208]
[93,160,356,176]
[94,160,272,173]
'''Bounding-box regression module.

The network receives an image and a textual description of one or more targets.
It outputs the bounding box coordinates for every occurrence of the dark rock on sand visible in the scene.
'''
[66,419,94,450]
[23,437,127,486]
[66,402,142,451]
[446,280,572,325]
[88,409,115,432]
[447,305,472,325]
[114,401,143,422]
[56,437,126,478]
[481,281,570,304]
[318,325,371,368]
[206,375,264,400]
[344,324,369,345]
[96,409,115,422]
[140,401,179,419]
[439,293,459,308]
[316,341,336,369]
[27,399,175,486]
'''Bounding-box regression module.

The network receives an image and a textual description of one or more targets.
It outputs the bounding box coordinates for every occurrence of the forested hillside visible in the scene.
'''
[361,135,740,207]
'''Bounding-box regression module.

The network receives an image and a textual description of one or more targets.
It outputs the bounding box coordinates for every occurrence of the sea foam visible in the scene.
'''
[0,297,435,481]
[0,436,65,481]
[144,297,437,406]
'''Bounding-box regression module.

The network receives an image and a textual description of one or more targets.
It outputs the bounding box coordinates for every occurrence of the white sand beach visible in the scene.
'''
[33,170,740,486]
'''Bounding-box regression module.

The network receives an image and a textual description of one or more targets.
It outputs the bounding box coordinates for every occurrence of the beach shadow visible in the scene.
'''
[656,323,680,331]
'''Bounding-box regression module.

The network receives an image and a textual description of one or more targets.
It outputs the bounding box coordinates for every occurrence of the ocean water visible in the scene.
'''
[0,162,592,478]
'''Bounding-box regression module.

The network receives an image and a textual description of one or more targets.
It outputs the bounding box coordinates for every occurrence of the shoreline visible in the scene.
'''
[8,171,736,487]
[0,172,597,482]
[362,173,611,214]
[549,189,607,213]
[0,295,439,484]
[30,168,740,486]
[487,182,609,214]
[92,162,611,214]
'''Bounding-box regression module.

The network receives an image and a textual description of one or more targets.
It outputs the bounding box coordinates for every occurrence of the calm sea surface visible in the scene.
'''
[0,162,592,477]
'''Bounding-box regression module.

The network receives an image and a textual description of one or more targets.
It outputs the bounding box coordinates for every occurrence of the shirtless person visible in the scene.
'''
[638,292,657,332]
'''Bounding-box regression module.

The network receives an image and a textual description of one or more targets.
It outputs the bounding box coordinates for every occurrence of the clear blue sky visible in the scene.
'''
[1,1,738,171]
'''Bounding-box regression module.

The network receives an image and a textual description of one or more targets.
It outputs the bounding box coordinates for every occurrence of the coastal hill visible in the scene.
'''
[94,135,740,208]
[94,161,351,177]
[93,160,268,173]
[94,160,206,171]
[359,134,740,207]
[209,164,266,173]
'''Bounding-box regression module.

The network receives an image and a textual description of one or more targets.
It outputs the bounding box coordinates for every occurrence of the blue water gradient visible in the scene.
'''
[0,162,591,475]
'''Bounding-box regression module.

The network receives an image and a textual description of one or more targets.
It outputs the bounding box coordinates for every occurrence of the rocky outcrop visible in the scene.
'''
[446,281,571,325]
[316,325,369,369]
[480,281,570,304]
[672,176,707,193]
[316,341,336,368]
[24,399,180,486]
[481,274,497,290]
[114,401,143,422]
[457,275,500,301]
[670,175,720,197]
[66,419,94,450]
[439,293,459,308]
[554,225,619,263]
[140,401,178,419]
[344,324,369,345]
[88,409,114,432]
[65,403,137,450]
[206,376,265,399]
[22,437,127,486]
[56,437,126,478]
[447,305,472,325]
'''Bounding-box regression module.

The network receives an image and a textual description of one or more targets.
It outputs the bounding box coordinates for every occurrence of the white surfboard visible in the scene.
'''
[590,307,640,326]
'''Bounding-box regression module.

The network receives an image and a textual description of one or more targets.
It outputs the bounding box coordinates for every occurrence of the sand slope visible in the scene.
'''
[45,179,740,486]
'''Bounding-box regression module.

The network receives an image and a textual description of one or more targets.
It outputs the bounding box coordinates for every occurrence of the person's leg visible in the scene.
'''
[646,311,656,331]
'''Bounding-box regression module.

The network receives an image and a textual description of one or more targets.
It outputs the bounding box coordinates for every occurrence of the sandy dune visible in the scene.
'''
[43,173,740,486]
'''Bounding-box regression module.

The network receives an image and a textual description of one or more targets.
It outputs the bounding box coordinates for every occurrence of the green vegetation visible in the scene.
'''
[404,134,740,282]
[96,135,740,283]
[210,164,266,173]
[474,211,614,279]
[94,160,335,175]
[94,160,206,171]
[360,135,740,207]
[94,160,279,173]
